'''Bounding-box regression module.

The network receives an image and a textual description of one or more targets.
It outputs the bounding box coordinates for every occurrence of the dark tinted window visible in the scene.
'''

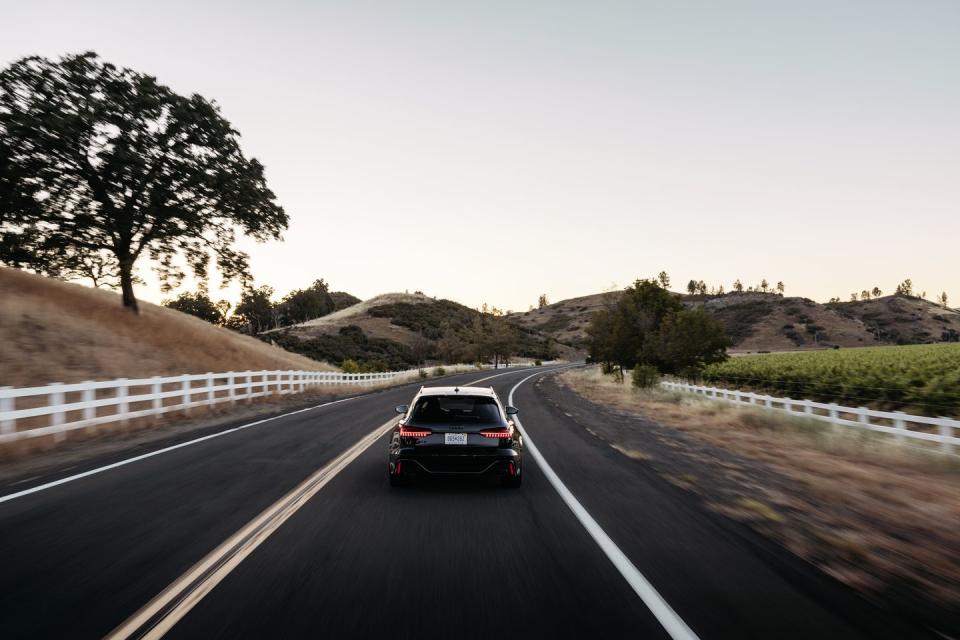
[409,395,501,424]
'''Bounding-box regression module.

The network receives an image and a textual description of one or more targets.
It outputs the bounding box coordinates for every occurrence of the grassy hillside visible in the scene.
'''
[0,267,333,388]
[829,295,960,344]
[270,293,559,369]
[513,290,960,354]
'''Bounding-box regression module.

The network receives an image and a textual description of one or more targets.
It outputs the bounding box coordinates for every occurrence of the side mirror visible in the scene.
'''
[505,406,519,415]
[395,404,408,415]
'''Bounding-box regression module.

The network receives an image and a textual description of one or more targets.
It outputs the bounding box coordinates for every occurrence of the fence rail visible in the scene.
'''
[0,364,533,444]
[660,381,960,455]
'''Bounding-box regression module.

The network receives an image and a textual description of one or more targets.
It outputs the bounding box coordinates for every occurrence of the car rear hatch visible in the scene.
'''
[400,394,513,450]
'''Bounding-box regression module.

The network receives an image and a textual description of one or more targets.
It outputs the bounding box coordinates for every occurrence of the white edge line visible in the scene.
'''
[509,369,699,640]
[0,366,562,505]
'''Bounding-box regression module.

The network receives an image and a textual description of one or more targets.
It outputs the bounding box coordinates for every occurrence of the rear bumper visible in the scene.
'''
[390,447,520,476]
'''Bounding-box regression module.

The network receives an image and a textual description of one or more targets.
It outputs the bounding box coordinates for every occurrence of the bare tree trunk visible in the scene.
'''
[119,257,138,313]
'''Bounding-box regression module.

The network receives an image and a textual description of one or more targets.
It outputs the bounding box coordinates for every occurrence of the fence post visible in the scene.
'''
[50,383,66,441]
[804,400,813,416]
[246,371,253,402]
[228,372,236,404]
[765,395,773,408]
[204,373,213,405]
[182,375,192,414]
[116,379,129,427]
[0,388,12,435]
[152,376,162,421]
[939,422,955,455]
[857,407,870,429]
[83,383,96,432]
[784,398,792,413]
[892,411,907,443]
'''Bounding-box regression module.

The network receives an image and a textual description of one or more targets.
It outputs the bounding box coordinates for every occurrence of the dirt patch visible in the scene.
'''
[550,367,960,632]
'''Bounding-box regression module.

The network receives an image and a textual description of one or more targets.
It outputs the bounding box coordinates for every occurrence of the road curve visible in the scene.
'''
[0,366,938,639]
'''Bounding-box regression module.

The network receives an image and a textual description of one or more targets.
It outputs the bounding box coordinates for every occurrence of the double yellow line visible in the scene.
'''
[107,366,540,639]
[106,416,397,640]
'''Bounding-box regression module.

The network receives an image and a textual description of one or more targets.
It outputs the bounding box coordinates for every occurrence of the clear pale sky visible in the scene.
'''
[4,1,958,310]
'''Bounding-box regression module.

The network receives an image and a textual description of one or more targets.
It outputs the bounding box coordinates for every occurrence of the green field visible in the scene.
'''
[701,343,960,416]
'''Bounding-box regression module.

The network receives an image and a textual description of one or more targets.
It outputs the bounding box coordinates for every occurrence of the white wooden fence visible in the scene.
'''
[0,364,528,444]
[660,381,960,455]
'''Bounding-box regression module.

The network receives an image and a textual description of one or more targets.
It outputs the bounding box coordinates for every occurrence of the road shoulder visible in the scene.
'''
[541,367,959,636]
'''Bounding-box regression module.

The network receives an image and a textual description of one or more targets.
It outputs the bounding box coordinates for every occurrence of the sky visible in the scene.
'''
[3,0,958,310]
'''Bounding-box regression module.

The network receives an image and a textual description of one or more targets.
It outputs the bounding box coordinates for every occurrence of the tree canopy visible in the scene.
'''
[587,279,730,375]
[0,52,287,311]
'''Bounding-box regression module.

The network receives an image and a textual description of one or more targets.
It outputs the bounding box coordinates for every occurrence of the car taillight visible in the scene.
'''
[479,426,513,438]
[398,424,431,437]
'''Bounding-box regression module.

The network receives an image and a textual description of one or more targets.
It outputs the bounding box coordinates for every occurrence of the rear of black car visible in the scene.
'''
[388,392,522,487]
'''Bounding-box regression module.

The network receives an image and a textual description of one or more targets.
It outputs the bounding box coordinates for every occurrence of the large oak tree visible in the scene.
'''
[0,52,287,311]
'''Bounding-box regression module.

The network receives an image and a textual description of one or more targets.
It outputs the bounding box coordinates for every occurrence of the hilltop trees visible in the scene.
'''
[587,279,730,376]
[895,279,914,297]
[279,279,334,325]
[232,285,277,333]
[163,291,230,325]
[0,52,287,311]
[657,271,670,288]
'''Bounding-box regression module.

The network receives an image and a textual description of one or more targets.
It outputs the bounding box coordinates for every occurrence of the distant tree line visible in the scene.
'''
[829,279,949,307]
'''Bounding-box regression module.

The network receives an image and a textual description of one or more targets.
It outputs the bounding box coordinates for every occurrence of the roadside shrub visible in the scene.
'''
[433,366,446,377]
[534,359,542,366]
[600,361,616,375]
[631,365,659,389]
[341,358,361,373]
[419,369,429,379]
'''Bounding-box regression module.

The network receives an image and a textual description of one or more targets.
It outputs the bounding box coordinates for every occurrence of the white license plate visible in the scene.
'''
[444,433,468,445]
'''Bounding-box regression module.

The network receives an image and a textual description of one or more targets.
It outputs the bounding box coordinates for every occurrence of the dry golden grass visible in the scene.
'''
[0,267,334,388]
[559,367,960,610]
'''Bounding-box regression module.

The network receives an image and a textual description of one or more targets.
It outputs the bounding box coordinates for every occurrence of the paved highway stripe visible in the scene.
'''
[103,367,546,639]
[509,370,700,640]
[106,415,400,640]
[0,367,534,505]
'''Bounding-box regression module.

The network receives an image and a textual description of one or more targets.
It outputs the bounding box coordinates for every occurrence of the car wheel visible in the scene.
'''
[389,471,407,487]
[502,473,522,489]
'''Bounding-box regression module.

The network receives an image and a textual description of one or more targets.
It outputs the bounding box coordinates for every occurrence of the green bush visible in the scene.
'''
[632,365,660,389]
[433,366,447,377]
[534,359,542,366]
[341,358,361,373]
[419,369,429,379]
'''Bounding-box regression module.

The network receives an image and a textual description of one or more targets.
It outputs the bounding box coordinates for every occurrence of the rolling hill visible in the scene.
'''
[509,290,960,354]
[266,292,566,369]
[0,267,333,388]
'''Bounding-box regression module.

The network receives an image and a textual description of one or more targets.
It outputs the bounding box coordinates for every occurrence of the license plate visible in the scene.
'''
[444,433,467,445]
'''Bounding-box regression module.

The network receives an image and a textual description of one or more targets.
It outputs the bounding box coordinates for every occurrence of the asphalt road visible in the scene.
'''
[0,366,940,639]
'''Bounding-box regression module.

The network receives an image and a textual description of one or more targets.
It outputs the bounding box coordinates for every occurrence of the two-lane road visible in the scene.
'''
[0,366,937,639]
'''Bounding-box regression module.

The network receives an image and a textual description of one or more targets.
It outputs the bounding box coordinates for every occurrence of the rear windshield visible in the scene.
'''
[409,395,502,425]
